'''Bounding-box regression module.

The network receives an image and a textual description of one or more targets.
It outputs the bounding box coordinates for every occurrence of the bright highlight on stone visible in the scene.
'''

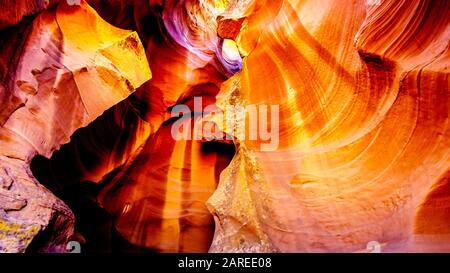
[0,0,449,253]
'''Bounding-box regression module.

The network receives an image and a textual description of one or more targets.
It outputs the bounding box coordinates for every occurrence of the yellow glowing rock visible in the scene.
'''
[8,0,448,253]
[0,0,150,252]
[207,0,450,252]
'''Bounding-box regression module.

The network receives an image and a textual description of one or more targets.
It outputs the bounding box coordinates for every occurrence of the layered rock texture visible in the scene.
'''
[1,0,449,253]
[0,1,150,252]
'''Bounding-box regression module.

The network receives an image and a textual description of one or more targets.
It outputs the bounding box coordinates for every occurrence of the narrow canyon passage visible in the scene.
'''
[0,0,449,253]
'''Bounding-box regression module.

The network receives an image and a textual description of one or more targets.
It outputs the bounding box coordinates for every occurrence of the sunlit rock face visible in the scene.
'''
[1,0,449,253]
[0,1,150,252]
[207,0,449,252]
[206,0,449,252]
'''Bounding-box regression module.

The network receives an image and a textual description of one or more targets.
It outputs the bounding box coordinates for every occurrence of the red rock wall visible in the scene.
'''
[1,0,448,253]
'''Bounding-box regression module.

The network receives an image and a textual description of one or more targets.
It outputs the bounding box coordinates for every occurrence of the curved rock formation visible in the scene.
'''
[101,0,450,253]
[0,0,150,252]
[1,0,448,253]
[207,0,450,252]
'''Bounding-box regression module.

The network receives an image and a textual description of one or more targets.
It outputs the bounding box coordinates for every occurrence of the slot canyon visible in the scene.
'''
[0,0,449,253]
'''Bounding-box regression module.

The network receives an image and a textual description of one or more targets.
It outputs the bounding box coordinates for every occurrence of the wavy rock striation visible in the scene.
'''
[0,0,150,252]
[1,0,448,253]
[207,0,449,252]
